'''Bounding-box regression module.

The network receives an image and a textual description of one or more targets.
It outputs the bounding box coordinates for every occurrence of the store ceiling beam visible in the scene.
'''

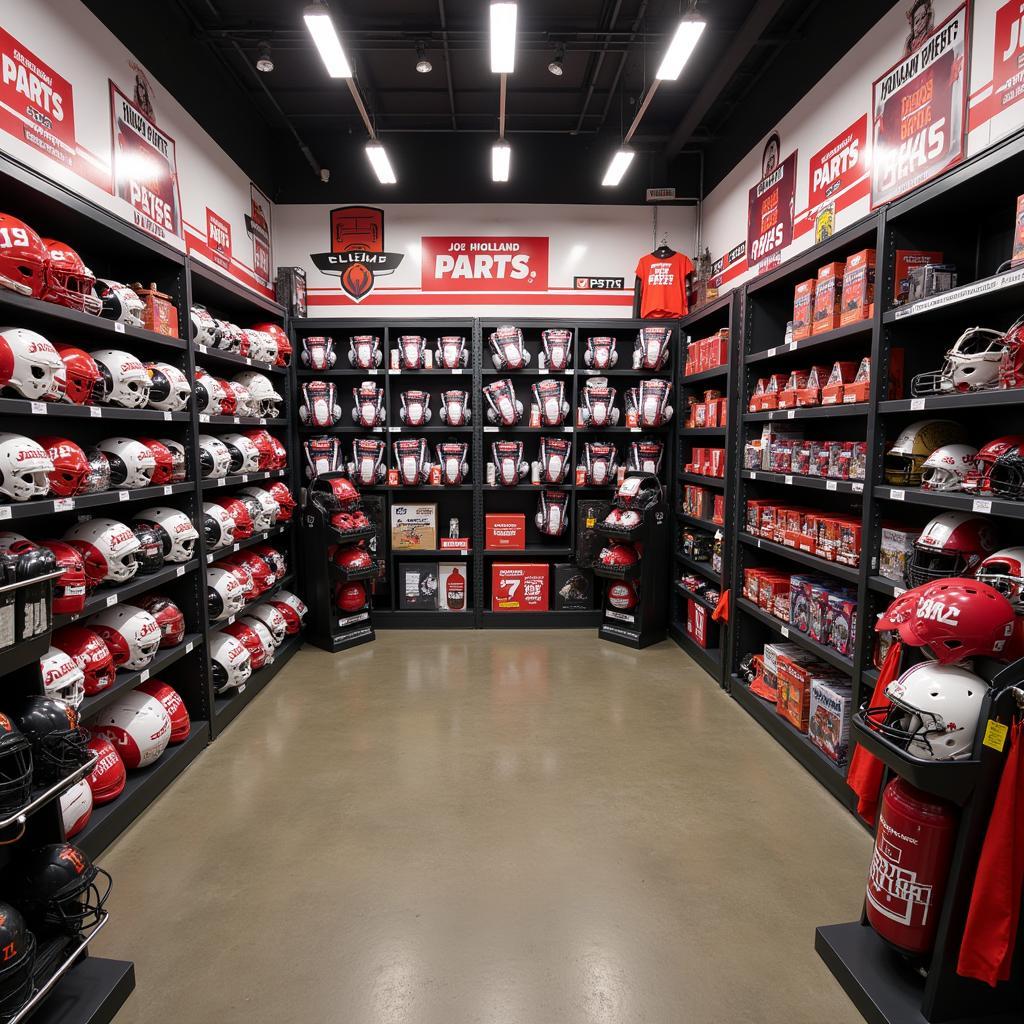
[661,0,789,159]
[437,0,458,129]
[595,0,648,133]
[573,0,622,135]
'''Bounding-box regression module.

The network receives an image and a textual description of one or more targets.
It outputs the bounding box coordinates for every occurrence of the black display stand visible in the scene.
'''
[592,473,669,649]
[299,473,376,651]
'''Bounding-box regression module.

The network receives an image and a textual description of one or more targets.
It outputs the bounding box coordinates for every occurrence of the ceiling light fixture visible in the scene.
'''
[303,4,353,79]
[256,41,274,73]
[656,13,706,80]
[602,149,635,187]
[490,3,517,73]
[366,142,397,184]
[492,141,511,182]
[415,42,433,74]
[548,43,566,76]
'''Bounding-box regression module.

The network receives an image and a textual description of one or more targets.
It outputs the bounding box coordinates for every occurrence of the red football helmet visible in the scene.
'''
[222,551,274,596]
[999,316,1024,389]
[54,345,102,405]
[314,476,359,512]
[51,624,115,695]
[248,543,285,581]
[963,435,1024,494]
[269,591,307,634]
[38,540,87,615]
[267,435,287,470]
[135,679,190,743]
[136,438,174,486]
[212,497,254,540]
[251,323,292,366]
[241,429,276,470]
[267,481,296,521]
[85,734,127,804]
[877,577,1016,664]
[598,542,641,568]
[216,378,237,416]
[908,512,1002,588]
[36,436,90,497]
[0,213,48,297]
[335,581,367,613]
[223,619,270,670]
[607,580,639,610]
[332,545,373,575]
[137,594,186,647]
[40,238,101,314]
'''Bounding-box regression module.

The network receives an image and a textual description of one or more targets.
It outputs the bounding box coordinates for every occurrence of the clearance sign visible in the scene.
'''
[420,236,549,291]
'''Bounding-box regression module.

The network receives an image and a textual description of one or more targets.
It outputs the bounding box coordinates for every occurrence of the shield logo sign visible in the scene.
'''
[311,206,403,302]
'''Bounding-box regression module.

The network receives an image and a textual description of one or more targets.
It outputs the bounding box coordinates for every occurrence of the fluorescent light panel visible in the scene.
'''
[602,149,635,187]
[492,142,511,182]
[304,6,352,78]
[366,143,397,184]
[490,3,517,73]
[656,18,706,80]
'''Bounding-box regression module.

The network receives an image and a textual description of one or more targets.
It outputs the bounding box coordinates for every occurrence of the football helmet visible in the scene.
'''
[210,630,252,694]
[266,481,296,521]
[159,438,187,483]
[221,433,262,474]
[909,512,1001,587]
[304,335,337,370]
[239,486,280,528]
[86,691,170,769]
[911,326,1008,395]
[0,212,48,297]
[198,435,232,479]
[203,501,237,549]
[222,551,274,595]
[215,378,237,416]
[228,380,257,418]
[0,714,32,815]
[145,362,191,412]
[85,736,125,805]
[249,542,285,581]
[920,444,979,492]
[0,433,53,501]
[251,323,291,367]
[131,523,164,574]
[135,680,190,743]
[137,438,174,486]
[38,540,87,615]
[193,369,221,415]
[137,594,186,647]
[243,329,277,365]
[216,321,245,354]
[233,371,282,417]
[877,577,1016,664]
[242,429,278,470]
[598,542,640,568]
[224,618,273,669]
[36,436,89,497]
[40,239,101,314]
[885,420,967,486]
[95,279,144,326]
[81,446,111,495]
[212,497,254,539]
[207,566,247,621]
[310,476,360,514]
[64,517,141,587]
[988,449,1024,500]
[977,547,1024,611]
[0,900,35,1018]
[54,344,102,405]
[332,545,373,576]
[96,437,157,489]
[13,697,87,783]
[52,625,115,696]
[866,662,988,761]
[92,349,152,408]
[999,316,1024,388]
[18,843,110,938]
[89,604,161,670]
[40,646,86,709]
[190,305,221,347]
[268,590,307,634]
[0,327,64,400]
[247,602,288,646]
[607,580,639,611]
[133,507,198,563]
[335,581,367,613]
[963,435,1024,494]
[616,473,663,510]
[59,779,93,838]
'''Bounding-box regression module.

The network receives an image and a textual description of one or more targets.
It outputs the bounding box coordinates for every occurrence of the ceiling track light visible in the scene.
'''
[415,41,433,74]
[602,148,635,187]
[492,141,511,183]
[303,3,353,79]
[656,12,706,80]
[255,41,274,73]
[366,142,397,184]
[548,42,566,77]
[490,3,517,74]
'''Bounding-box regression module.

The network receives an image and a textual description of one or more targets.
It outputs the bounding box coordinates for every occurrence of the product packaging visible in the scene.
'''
[485,513,526,549]
[792,279,816,341]
[553,564,593,610]
[809,680,853,766]
[812,262,845,334]
[438,563,468,611]
[893,250,944,305]
[391,504,438,550]
[840,249,876,325]
[398,562,438,609]
[491,563,549,611]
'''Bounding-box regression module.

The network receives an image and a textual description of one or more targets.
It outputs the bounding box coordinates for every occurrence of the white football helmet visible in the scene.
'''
[210,630,252,693]
[194,369,226,415]
[60,778,93,837]
[64,517,141,586]
[89,603,161,670]
[198,435,232,479]
[40,646,86,708]
[0,327,64,399]
[228,380,258,418]
[239,486,280,527]
[976,547,1024,611]
[96,280,145,326]
[233,371,282,417]
[0,433,53,501]
[190,305,221,347]
[221,433,262,474]
[91,349,152,408]
[133,507,198,563]
[245,329,277,364]
[207,566,247,621]
[912,327,1008,396]
[145,361,192,412]
[247,602,288,646]
[268,590,307,634]
[97,437,157,489]
[87,690,171,769]
[203,502,237,548]
[237,616,277,665]
[921,444,980,492]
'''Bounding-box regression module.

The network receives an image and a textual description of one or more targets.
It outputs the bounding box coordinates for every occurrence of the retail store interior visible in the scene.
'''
[0,2,1023,1023]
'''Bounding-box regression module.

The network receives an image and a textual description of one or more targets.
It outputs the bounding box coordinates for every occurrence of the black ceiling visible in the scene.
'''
[84,0,894,205]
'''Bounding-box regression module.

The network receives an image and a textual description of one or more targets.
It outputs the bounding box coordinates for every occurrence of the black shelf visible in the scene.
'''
[673,583,718,612]
[879,388,1024,413]
[213,634,302,732]
[483,484,571,492]
[76,722,209,859]
[744,403,868,421]
[482,425,574,434]
[867,575,906,597]
[296,424,384,434]
[746,321,872,365]
[668,623,721,678]
[205,415,287,428]
[738,533,861,584]
[681,365,729,384]
[678,426,726,437]
[575,425,673,434]
[386,484,476,492]
[219,573,294,629]
[55,560,199,627]
[390,426,474,434]
[0,481,196,522]
[674,551,721,582]
[200,470,287,491]
[735,598,854,675]
[32,956,135,1024]
[882,265,1024,325]
[741,470,865,495]
[192,342,285,376]
[678,472,727,487]
[188,258,285,319]
[874,485,1024,520]
[482,546,572,557]
[206,525,289,564]
[390,548,471,558]
[296,367,388,378]
[0,397,191,423]
[676,511,723,532]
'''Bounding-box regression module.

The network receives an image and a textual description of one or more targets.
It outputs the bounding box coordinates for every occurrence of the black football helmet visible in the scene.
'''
[18,844,111,938]
[0,902,36,1016]
[132,524,164,574]
[0,714,33,815]
[12,697,87,784]
[988,452,1024,500]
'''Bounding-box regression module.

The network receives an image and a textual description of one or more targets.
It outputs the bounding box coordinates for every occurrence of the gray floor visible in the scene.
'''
[92,631,871,1024]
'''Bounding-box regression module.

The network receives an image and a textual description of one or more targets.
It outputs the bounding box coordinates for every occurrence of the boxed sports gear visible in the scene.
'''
[792,279,815,341]
[576,500,613,568]
[880,524,918,584]
[438,563,468,611]
[776,649,846,733]
[491,563,549,611]
[893,250,944,305]
[133,282,179,337]
[553,564,593,610]
[686,600,709,647]
[812,262,845,334]
[906,263,957,303]
[485,513,525,549]
[840,250,875,325]
[398,562,438,609]
[391,504,437,550]
[809,680,853,766]
[276,266,307,317]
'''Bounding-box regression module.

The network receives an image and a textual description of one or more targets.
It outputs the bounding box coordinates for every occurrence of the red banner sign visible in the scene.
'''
[747,152,797,269]
[809,114,868,208]
[421,236,549,291]
[205,208,231,270]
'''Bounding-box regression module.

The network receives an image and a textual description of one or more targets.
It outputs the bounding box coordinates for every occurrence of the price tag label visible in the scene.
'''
[233,543,240,552]
[245,357,253,365]
[185,641,195,654]
[484,426,498,433]
[240,474,249,483]
[164,411,173,421]
[787,341,797,351]
[972,498,993,514]
[164,485,174,496]
[118,490,129,502]
[106,594,118,607]
[786,410,795,419]
[781,624,790,637]
[31,401,46,416]
[139,668,150,682]
[207,553,214,563]
[226,614,236,626]
[890,488,906,501]
[785,475,793,485]
[983,719,1009,753]
[233,416,240,424]
[176,565,186,577]
[767,347,777,358]
[0,507,10,521]
[630,427,641,433]
[452,368,463,375]
[756,539,762,548]
[54,498,74,512]
[910,397,926,411]
[114,321,126,334]
[199,413,210,423]
[749,471,757,479]
[852,482,864,494]
[826,480,837,491]
[391,427,402,435]
[259,417,266,425]
[769,410,777,420]
[197,343,207,354]
[89,406,102,418]
[893,586,906,597]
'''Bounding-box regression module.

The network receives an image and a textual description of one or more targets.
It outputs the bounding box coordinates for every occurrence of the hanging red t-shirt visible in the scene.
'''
[635,251,694,319]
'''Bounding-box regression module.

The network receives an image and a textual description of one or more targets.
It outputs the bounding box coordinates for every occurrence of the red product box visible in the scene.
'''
[708,330,730,369]
[894,250,943,305]
[840,249,875,326]
[710,449,725,477]
[713,494,725,523]
[485,513,526,549]
[704,399,719,427]
[687,600,709,647]
[793,279,816,341]
[812,262,846,335]
[820,360,860,405]
[491,563,549,611]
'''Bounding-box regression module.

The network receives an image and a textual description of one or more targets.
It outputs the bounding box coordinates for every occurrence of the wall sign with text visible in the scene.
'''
[420,236,549,292]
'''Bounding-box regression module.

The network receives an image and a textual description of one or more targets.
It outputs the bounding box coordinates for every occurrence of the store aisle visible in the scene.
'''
[93,632,870,1024]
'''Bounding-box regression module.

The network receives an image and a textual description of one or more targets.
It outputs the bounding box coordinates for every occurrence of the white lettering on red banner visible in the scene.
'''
[809,114,868,208]
[421,236,549,291]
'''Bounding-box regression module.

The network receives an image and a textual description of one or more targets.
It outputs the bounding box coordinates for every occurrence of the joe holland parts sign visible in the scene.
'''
[420,236,549,291]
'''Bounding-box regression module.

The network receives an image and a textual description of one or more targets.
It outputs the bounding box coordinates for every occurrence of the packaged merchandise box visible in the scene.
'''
[392,504,438,550]
[491,563,550,612]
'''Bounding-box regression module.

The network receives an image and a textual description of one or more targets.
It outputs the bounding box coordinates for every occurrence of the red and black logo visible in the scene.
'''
[310,206,404,302]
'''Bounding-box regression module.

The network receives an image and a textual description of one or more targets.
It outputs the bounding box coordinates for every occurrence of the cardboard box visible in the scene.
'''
[812,262,846,335]
[491,563,549,611]
[553,564,593,610]
[880,525,918,585]
[438,562,469,611]
[894,250,943,305]
[686,599,709,647]
[792,279,816,341]
[391,504,437,550]
[134,283,179,338]
[398,562,438,609]
[485,513,526,550]
[840,249,875,326]
[809,680,853,766]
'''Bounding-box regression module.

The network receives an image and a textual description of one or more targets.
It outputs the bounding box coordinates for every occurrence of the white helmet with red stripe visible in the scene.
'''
[60,779,93,838]
[89,604,161,670]
[0,433,53,501]
[239,486,280,527]
[210,631,252,694]
[247,602,288,646]
[225,618,274,669]
[39,646,86,709]
[52,625,115,695]
[86,690,171,769]
[251,323,291,366]
[96,437,157,489]
[133,507,199,563]
[268,590,307,634]
[266,481,296,521]
[64,517,141,587]
[135,680,190,744]
[0,327,64,399]
[91,349,152,408]
[207,566,248,621]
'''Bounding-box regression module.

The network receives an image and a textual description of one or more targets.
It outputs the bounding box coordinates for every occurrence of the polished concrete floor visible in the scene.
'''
[93,631,871,1024]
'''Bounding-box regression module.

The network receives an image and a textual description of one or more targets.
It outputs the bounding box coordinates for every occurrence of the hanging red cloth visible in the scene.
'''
[847,640,903,825]
[711,589,729,624]
[957,719,1024,987]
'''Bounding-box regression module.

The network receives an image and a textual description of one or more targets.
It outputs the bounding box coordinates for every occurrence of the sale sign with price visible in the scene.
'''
[491,563,549,611]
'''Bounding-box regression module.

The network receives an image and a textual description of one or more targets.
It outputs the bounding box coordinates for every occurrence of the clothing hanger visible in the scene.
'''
[653,232,675,258]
